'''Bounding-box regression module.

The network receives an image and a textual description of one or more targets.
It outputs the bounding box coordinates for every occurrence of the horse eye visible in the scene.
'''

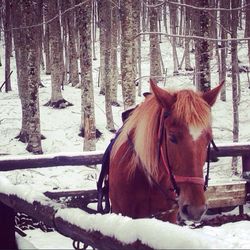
[169,134,178,144]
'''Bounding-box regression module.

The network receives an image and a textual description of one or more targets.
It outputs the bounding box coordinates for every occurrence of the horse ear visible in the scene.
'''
[150,78,175,109]
[202,80,225,107]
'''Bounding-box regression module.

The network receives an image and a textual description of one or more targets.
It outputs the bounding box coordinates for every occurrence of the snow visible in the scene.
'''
[1,22,250,250]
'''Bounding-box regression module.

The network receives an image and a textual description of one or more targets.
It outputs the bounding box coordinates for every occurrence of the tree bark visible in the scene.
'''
[193,0,211,92]
[120,0,136,109]
[184,0,193,71]
[46,0,70,108]
[246,0,250,68]
[231,0,239,174]
[43,2,51,75]
[110,2,119,105]
[77,0,96,151]
[67,0,79,87]
[220,0,230,101]
[169,0,179,75]
[4,0,12,92]
[149,0,162,81]
[24,0,43,154]
[11,0,30,143]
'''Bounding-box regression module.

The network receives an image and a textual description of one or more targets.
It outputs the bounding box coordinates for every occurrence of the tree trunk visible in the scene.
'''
[231,0,239,174]
[77,0,96,151]
[120,0,136,109]
[110,1,119,106]
[11,0,30,143]
[25,0,43,154]
[46,0,70,108]
[184,0,193,71]
[11,0,43,153]
[99,0,115,131]
[246,0,250,68]
[169,0,179,75]
[43,2,51,75]
[67,0,79,87]
[193,0,211,92]
[149,0,162,81]
[220,0,230,101]
[98,0,106,95]
[4,0,12,92]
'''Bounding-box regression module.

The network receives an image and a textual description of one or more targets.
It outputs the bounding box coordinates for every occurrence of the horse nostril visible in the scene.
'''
[182,205,189,216]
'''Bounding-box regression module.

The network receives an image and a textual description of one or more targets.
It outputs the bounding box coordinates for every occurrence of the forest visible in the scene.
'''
[0,0,250,159]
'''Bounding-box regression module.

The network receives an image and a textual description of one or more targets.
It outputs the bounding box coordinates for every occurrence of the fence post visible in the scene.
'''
[242,155,250,179]
[0,201,18,249]
[242,155,250,202]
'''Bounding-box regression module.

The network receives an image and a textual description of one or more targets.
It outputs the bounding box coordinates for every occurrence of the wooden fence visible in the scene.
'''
[0,142,250,249]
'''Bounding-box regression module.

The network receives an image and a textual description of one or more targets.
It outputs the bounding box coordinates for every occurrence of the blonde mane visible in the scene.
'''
[110,88,211,180]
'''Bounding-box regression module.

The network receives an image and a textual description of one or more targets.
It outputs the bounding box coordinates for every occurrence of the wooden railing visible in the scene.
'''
[0,142,250,249]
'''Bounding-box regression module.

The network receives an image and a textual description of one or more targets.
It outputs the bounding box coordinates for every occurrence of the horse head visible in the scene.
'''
[150,79,223,222]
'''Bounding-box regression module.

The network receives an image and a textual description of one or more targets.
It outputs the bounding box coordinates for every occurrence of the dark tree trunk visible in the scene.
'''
[120,0,136,109]
[231,0,239,174]
[193,0,211,92]
[4,0,12,92]
[77,0,96,150]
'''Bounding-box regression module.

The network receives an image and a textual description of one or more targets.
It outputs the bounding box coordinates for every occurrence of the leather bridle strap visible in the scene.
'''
[158,108,209,196]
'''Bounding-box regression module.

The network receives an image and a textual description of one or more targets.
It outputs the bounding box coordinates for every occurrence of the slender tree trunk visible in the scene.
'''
[46,0,71,108]
[246,0,250,68]
[169,0,179,75]
[99,0,115,131]
[11,0,29,142]
[110,2,119,106]
[220,0,230,101]
[4,0,12,92]
[11,0,43,153]
[231,0,239,174]
[98,0,106,95]
[43,2,51,75]
[120,0,136,109]
[67,0,79,87]
[77,0,96,151]
[25,0,43,154]
[149,0,162,81]
[193,0,211,92]
[184,0,193,71]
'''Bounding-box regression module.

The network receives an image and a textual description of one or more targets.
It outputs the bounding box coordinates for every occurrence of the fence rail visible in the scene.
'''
[0,142,250,171]
[0,142,250,249]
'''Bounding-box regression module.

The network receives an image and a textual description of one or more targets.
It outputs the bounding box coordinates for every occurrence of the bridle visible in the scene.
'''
[157,109,218,197]
[97,108,218,215]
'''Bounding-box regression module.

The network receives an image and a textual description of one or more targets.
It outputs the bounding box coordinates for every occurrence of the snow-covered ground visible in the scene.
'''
[1,34,250,248]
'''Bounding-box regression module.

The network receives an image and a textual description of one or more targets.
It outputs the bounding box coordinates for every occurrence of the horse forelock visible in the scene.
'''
[172,90,211,132]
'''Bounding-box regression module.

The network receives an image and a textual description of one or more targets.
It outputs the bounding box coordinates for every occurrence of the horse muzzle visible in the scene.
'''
[179,203,207,222]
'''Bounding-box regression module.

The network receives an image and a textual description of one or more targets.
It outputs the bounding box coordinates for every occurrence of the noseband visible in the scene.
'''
[157,109,217,196]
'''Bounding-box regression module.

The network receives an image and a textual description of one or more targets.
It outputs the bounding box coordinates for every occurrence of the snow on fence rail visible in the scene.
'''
[0,142,250,249]
[0,175,227,249]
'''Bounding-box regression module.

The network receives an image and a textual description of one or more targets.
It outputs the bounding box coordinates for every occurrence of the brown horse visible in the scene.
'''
[109,79,223,223]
